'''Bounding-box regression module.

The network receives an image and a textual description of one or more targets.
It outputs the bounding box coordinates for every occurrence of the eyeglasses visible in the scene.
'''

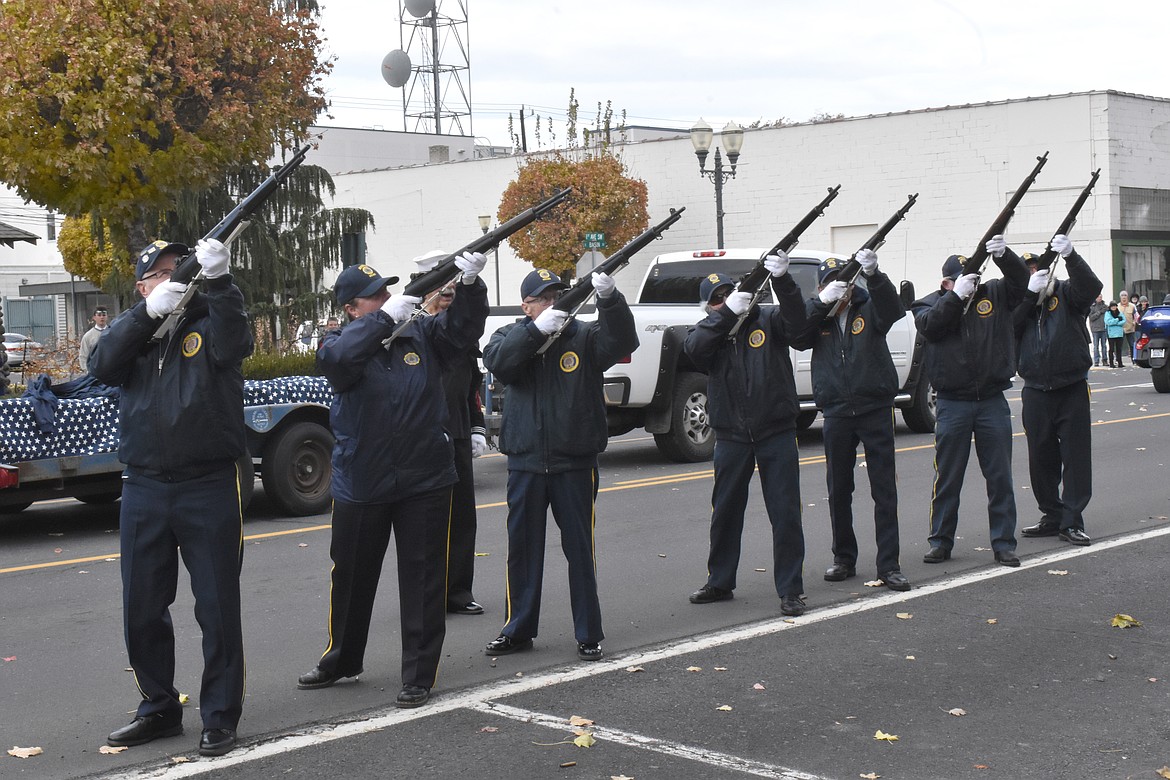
[141,268,174,282]
[523,292,559,305]
[709,291,729,304]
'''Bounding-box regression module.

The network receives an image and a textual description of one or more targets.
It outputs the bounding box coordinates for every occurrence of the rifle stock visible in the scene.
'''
[826,192,919,318]
[150,144,312,343]
[729,185,841,337]
[535,206,686,354]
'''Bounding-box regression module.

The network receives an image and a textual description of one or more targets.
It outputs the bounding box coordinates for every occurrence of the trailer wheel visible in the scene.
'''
[653,371,714,462]
[901,378,937,433]
[1153,365,1170,393]
[262,422,333,516]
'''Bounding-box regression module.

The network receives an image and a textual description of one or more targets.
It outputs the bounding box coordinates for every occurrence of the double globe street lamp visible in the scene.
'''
[689,118,745,250]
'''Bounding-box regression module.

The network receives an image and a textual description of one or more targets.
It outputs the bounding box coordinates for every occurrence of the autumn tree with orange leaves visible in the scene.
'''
[0,0,330,267]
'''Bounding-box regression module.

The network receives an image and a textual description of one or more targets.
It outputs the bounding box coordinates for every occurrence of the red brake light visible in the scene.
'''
[0,466,18,490]
[691,251,727,258]
[1136,335,1149,351]
[617,354,632,364]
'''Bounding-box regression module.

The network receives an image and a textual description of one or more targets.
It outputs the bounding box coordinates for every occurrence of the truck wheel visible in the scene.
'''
[1153,366,1170,393]
[262,422,333,516]
[654,371,714,462]
[237,452,255,513]
[901,378,936,433]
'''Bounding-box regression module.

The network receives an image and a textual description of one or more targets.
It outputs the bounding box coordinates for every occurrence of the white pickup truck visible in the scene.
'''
[481,248,935,463]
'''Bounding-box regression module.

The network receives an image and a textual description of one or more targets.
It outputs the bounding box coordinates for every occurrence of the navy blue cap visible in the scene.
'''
[699,272,735,304]
[520,268,568,300]
[136,240,190,280]
[334,264,400,305]
[1022,252,1040,266]
[942,254,966,280]
[817,258,845,285]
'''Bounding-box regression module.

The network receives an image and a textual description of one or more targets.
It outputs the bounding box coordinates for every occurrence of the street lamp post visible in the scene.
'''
[477,214,500,305]
[690,118,745,249]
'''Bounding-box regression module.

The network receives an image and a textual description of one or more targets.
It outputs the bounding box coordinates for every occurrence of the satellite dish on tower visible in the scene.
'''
[404,0,435,18]
[381,49,412,88]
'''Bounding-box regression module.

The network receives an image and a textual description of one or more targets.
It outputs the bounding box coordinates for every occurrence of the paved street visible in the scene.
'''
[1,367,1168,779]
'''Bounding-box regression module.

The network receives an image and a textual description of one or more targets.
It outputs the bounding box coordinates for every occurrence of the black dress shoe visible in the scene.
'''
[484,635,533,656]
[1021,521,1059,537]
[824,563,856,582]
[296,666,363,690]
[447,601,485,615]
[880,570,911,592]
[396,685,430,708]
[780,594,806,617]
[107,713,183,747]
[994,550,1020,567]
[689,584,733,604]
[1059,528,1092,546]
[923,547,951,563]
[199,728,237,757]
[577,642,603,661]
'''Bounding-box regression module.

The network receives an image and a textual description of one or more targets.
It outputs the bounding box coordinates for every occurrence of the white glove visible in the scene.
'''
[986,234,1007,259]
[1051,234,1073,258]
[1028,268,1050,294]
[856,248,878,276]
[533,307,569,335]
[381,293,421,322]
[145,281,188,319]
[763,251,790,277]
[592,271,616,298]
[196,238,230,279]
[818,280,849,304]
[725,291,753,316]
[953,273,979,300]
[471,432,490,458]
[455,251,487,284]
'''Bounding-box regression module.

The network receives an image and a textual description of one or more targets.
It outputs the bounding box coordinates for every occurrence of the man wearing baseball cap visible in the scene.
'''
[684,251,811,617]
[298,252,488,709]
[92,237,253,757]
[912,235,1029,568]
[482,266,637,662]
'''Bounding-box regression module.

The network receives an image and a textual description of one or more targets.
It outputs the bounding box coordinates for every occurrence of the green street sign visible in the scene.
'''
[584,231,606,248]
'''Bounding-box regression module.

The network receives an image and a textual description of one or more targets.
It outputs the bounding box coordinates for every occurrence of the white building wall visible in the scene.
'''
[331,91,1153,306]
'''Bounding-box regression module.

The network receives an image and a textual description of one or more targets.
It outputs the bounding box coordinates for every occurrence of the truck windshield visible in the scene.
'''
[639,258,822,304]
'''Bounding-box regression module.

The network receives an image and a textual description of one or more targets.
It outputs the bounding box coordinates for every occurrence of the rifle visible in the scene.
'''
[536,206,686,355]
[151,144,311,343]
[729,185,841,337]
[383,187,573,347]
[825,192,919,319]
[1035,168,1101,305]
[960,151,1048,312]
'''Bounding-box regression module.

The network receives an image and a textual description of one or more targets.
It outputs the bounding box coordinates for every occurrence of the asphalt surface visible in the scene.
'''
[2,366,1168,780]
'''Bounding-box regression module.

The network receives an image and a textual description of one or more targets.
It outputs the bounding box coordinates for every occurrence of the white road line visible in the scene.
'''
[471,701,830,779]
[104,523,1170,779]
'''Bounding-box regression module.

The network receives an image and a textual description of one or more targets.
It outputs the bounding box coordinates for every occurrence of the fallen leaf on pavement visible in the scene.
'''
[1111,613,1142,628]
[573,732,595,748]
[973,765,988,770]
[99,745,128,754]
[474,552,490,557]
[896,613,912,620]
[948,708,967,717]
[2,656,14,662]
[625,666,644,673]
[7,746,43,758]
[658,553,666,558]
[1048,570,1068,576]
[860,773,881,779]
[905,655,915,661]
[479,726,498,733]
[973,546,990,551]
[863,580,883,587]
[611,775,634,780]
[873,730,898,743]
[753,683,766,690]
[172,756,190,763]
[298,543,308,548]
[179,693,190,705]
[1156,766,1170,779]
[716,705,733,711]
[569,716,593,727]
[686,666,702,672]
[986,619,997,625]
[714,667,728,671]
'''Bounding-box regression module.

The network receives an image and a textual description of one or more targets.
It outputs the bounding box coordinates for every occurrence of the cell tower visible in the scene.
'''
[382,0,472,136]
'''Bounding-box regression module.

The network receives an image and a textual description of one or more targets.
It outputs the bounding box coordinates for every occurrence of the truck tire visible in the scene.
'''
[901,378,937,433]
[237,452,255,513]
[653,371,714,462]
[796,410,818,430]
[1153,365,1170,393]
[262,422,333,516]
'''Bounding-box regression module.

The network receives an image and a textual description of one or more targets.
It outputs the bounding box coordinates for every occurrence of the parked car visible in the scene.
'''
[1,333,44,370]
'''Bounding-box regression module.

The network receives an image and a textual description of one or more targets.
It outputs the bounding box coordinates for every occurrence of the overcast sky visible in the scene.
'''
[313,1,1167,149]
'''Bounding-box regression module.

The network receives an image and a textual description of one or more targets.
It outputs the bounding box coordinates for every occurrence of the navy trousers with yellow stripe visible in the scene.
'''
[316,486,451,689]
[500,468,602,645]
[119,464,245,730]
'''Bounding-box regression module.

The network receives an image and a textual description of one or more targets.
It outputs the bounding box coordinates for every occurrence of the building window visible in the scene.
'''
[1120,244,1169,303]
